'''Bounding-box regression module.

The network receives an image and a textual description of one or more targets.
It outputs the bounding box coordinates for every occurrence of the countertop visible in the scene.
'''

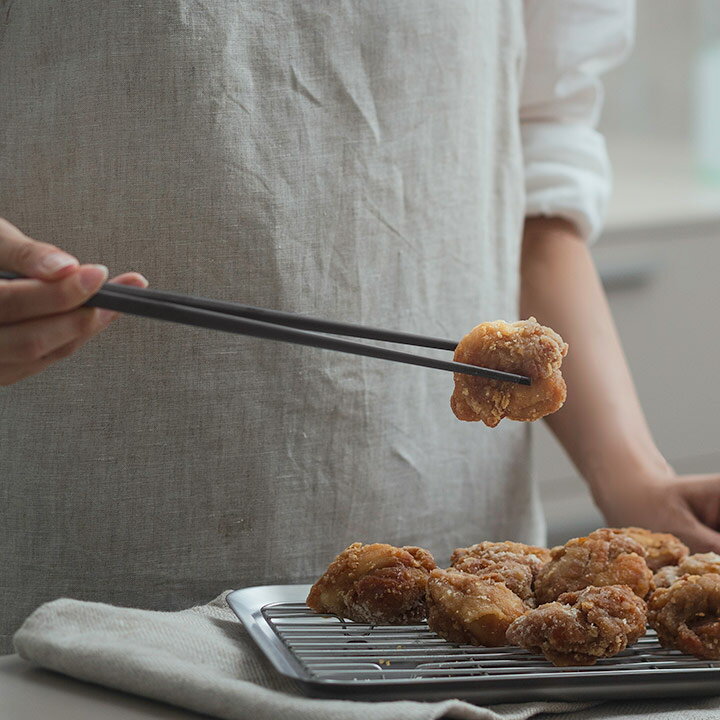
[603,135,720,236]
[0,654,212,720]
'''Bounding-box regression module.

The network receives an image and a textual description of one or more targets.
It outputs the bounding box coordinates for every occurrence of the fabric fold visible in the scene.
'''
[13,591,594,720]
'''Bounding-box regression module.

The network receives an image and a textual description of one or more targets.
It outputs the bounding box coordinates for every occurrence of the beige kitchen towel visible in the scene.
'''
[13,591,596,720]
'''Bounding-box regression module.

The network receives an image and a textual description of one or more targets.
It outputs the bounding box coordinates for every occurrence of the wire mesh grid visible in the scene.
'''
[262,601,720,685]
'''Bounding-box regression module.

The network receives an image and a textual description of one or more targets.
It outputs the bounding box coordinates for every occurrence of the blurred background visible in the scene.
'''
[537,0,720,545]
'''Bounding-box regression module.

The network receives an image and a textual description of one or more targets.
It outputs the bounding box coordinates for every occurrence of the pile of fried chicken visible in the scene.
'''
[307,528,720,666]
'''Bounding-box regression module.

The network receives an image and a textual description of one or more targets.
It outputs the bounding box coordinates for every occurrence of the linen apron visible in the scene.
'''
[0,0,542,652]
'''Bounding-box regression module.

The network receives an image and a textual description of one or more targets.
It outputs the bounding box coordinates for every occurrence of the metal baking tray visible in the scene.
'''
[226,584,720,704]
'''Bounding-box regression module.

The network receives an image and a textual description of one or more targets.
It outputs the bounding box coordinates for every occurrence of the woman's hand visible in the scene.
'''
[0,216,147,386]
[595,468,720,554]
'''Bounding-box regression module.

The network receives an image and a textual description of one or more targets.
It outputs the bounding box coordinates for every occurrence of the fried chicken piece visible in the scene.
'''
[306,542,436,624]
[451,318,568,427]
[648,573,720,659]
[611,527,689,572]
[694,618,720,653]
[653,565,682,589]
[534,528,652,604]
[451,541,551,570]
[451,541,551,606]
[426,568,526,646]
[652,552,720,589]
[506,585,647,666]
[678,552,720,576]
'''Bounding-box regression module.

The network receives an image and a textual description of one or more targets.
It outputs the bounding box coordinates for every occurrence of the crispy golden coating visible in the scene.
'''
[450,541,551,607]
[451,318,568,427]
[612,527,689,572]
[653,565,682,590]
[506,585,647,666]
[451,541,552,569]
[648,573,720,659]
[306,542,436,624]
[694,619,720,651]
[426,568,526,647]
[534,528,652,604]
[652,553,720,589]
[679,552,720,576]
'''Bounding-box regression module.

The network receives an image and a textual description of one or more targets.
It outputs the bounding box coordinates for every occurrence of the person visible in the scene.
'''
[2,1,716,655]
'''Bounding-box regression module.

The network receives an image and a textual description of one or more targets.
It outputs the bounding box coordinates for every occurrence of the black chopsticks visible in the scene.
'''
[0,271,531,385]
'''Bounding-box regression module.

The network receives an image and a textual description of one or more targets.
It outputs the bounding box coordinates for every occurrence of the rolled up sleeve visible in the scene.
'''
[521,0,635,242]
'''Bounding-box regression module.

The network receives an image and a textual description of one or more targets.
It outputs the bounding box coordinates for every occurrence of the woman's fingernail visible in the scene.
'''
[78,264,109,292]
[38,252,78,275]
[97,309,117,326]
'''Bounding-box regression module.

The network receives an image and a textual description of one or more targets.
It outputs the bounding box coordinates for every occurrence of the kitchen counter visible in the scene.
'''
[604,135,720,236]
[0,654,212,720]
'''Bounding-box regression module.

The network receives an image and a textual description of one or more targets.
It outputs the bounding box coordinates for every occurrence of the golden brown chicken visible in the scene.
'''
[450,541,551,606]
[506,585,647,666]
[611,527,688,572]
[426,568,526,647]
[648,573,720,659]
[653,552,720,589]
[451,318,568,427]
[306,542,436,624]
[652,565,682,590]
[678,552,720,576]
[534,528,652,604]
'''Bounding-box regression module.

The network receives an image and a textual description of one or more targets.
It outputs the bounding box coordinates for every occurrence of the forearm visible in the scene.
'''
[520,217,672,511]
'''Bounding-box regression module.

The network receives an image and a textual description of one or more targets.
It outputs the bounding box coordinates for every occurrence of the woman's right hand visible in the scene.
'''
[0,217,147,386]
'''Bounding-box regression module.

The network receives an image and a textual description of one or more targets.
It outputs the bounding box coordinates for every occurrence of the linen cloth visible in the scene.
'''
[0,0,538,654]
[13,591,597,720]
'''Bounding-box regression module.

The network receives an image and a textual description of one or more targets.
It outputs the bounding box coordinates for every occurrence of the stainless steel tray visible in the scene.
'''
[226,584,720,704]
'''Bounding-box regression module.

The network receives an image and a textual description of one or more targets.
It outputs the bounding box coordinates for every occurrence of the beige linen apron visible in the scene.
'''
[0,0,542,652]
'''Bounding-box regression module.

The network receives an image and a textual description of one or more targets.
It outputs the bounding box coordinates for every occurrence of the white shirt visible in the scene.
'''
[522,0,635,241]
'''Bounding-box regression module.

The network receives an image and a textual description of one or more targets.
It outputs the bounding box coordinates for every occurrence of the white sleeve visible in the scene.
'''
[521,0,635,242]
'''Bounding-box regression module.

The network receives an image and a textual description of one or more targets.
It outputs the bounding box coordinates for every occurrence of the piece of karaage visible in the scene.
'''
[653,552,720,589]
[534,528,652,604]
[306,542,436,624]
[426,568,526,647]
[652,565,682,590]
[506,585,647,666]
[678,552,720,576]
[648,573,720,659]
[612,527,689,572]
[450,318,568,427]
[451,541,551,606]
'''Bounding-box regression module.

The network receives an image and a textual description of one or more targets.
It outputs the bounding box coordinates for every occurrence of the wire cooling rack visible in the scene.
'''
[226,584,720,703]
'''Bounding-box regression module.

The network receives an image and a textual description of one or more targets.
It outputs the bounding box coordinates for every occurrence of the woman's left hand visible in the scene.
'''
[597,470,720,554]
